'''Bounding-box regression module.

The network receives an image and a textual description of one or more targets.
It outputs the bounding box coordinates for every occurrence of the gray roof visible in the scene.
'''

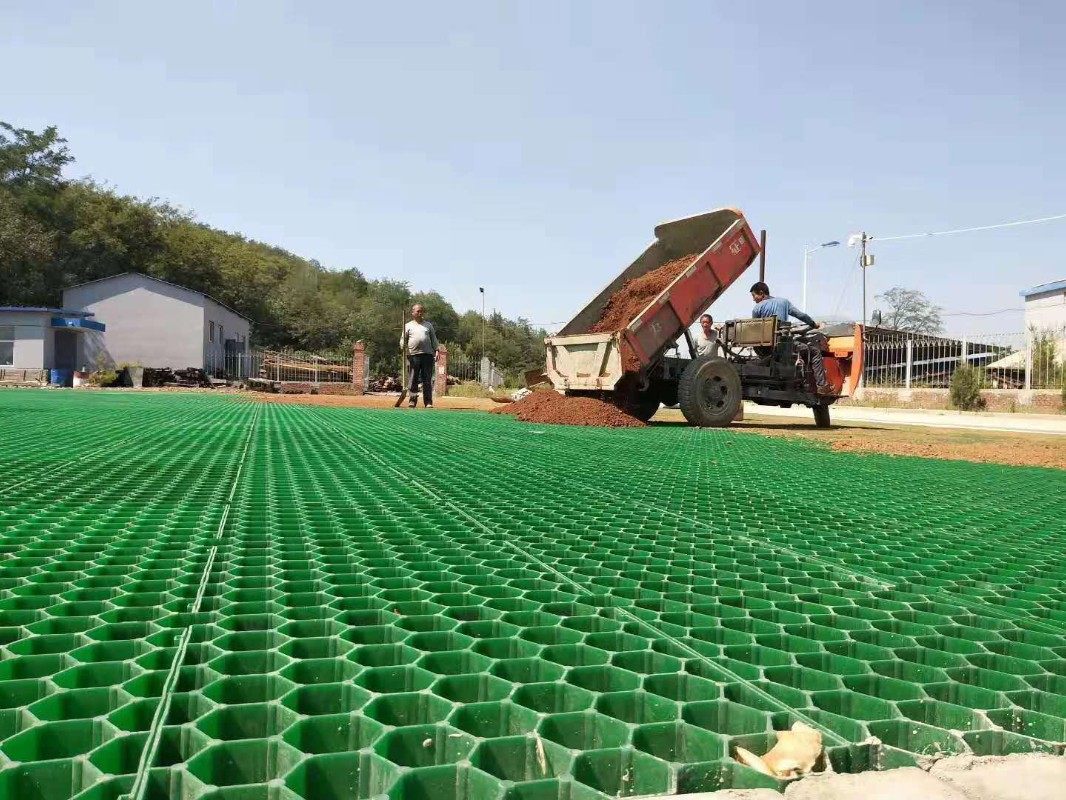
[64,272,252,322]
[1020,279,1066,298]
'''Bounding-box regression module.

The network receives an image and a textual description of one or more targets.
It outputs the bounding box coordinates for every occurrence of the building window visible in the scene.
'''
[0,326,13,367]
[219,325,224,345]
[209,321,215,342]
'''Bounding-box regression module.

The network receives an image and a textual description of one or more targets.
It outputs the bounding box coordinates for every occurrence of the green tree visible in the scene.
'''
[949,364,984,410]
[0,122,71,188]
[0,119,547,377]
[55,182,167,288]
[874,286,943,334]
[1030,327,1063,390]
[356,279,412,373]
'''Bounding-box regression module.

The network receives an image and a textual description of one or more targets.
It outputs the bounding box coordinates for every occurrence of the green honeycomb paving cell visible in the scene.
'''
[0,391,1063,800]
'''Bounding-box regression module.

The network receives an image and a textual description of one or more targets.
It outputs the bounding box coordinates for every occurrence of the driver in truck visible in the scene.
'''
[749,282,832,395]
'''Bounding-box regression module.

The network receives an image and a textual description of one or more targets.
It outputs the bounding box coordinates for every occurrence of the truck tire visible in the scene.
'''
[813,404,831,428]
[629,389,661,422]
[654,379,679,408]
[678,356,742,427]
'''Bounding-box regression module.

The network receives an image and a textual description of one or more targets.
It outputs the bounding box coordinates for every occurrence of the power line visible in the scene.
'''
[941,307,1023,317]
[829,251,861,318]
[869,212,1066,243]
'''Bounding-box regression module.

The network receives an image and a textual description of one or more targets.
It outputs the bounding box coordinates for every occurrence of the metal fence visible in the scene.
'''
[445,351,505,387]
[862,326,1066,390]
[447,351,480,383]
[206,349,357,383]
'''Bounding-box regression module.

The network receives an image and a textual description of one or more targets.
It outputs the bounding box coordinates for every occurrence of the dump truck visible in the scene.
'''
[543,208,863,427]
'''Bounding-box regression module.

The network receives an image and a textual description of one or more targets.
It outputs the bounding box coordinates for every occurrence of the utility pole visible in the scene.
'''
[860,232,868,326]
[849,232,875,326]
[479,287,486,382]
[758,230,767,282]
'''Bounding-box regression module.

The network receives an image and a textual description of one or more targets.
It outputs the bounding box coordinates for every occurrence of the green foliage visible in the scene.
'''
[874,286,943,334]
[949,364,985,411]
[86,370,119,387]
[86,353,118,387]
[0,121,547,379]
[0,122,72,187]
[1030,327,1063,390]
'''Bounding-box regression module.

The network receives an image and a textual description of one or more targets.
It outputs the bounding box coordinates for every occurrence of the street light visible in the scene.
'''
[801,240,840,311]
[479,287,486,385]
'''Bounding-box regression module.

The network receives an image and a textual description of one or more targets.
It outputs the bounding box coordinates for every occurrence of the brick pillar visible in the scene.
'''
[352,340,366,395]
[435,345,448,397]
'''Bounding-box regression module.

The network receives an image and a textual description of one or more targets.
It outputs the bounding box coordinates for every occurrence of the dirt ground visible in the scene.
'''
[654,408,1066,469]
[249,393,1065,470]
[493,389,644,427]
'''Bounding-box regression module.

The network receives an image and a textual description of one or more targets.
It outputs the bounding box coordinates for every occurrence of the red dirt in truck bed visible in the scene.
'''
[588,253,698,333]
[493,390,644,428]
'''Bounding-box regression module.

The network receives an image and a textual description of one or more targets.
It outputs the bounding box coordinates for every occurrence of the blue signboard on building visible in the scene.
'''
[51,317,106,332]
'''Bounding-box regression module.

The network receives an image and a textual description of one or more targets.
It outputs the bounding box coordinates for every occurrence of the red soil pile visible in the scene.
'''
[493,390,644,428]
[588,253,697,333]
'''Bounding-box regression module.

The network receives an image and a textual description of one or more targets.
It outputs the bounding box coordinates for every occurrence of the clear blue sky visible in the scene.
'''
[4,1,1063,335]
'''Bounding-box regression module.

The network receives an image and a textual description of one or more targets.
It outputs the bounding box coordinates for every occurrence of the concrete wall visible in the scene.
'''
[1024,286,1066,333]
[80,329,109,371]
[0,311,50,368]
[203,298,251,364]
[64,275,206,369]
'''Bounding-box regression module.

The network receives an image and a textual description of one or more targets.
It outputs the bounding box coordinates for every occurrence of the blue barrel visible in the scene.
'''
[49,369,73,387]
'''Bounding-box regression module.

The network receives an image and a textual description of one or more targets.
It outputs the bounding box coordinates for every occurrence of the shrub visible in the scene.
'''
[949,364,985,411]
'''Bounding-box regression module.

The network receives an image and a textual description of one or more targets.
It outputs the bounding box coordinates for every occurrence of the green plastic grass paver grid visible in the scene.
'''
[0,393,1064,800]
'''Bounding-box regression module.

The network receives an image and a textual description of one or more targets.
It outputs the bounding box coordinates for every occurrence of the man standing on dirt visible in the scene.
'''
[749,282,831,395]
[401,304,440,408]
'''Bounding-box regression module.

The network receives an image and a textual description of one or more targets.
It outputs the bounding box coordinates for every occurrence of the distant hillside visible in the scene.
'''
[0,121,544,378]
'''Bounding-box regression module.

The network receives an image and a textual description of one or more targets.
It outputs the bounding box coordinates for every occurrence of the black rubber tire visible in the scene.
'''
[678,356,742,427]
[813,404,831,428]
[629,389,662,422]
[655,380,679,409]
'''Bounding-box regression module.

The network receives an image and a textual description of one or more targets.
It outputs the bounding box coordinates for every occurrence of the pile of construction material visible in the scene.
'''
[143,367,218,388]
[245,378,359,395]
[258,351,351,382]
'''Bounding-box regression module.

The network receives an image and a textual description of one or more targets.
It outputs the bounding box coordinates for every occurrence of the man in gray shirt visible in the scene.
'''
[695,314,722,358]
[401,304,440,408]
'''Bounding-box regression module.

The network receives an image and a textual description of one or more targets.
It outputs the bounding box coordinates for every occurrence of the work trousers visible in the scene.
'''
[407,353,435,405]
[795,342,829,391]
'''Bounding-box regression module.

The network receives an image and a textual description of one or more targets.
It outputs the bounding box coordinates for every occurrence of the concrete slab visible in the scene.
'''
[636,793,783,800]
[929,753,1066,800]
[744,403,1066,435]
[783,768,968,800]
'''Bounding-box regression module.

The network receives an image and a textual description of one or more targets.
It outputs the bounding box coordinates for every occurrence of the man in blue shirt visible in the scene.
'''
[750,282,819,327]
[749,282,831,395]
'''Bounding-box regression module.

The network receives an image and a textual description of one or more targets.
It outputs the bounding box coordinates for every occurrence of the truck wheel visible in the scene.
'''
[611,382,661,422]
[630,389,662,422]
[653,379,678,408]
[813,404,831,428]
[678,356,742,427]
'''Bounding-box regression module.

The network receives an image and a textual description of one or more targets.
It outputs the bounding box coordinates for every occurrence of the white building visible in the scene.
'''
[63,273,251,370]
[0,307,106,376]
[1021,279,1066,333]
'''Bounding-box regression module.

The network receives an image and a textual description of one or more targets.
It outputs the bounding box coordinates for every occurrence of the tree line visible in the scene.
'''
[0,121,546,380]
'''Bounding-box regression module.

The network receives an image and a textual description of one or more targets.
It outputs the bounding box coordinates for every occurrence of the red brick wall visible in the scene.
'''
[352,341,366,396]
[435,345,448,397]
